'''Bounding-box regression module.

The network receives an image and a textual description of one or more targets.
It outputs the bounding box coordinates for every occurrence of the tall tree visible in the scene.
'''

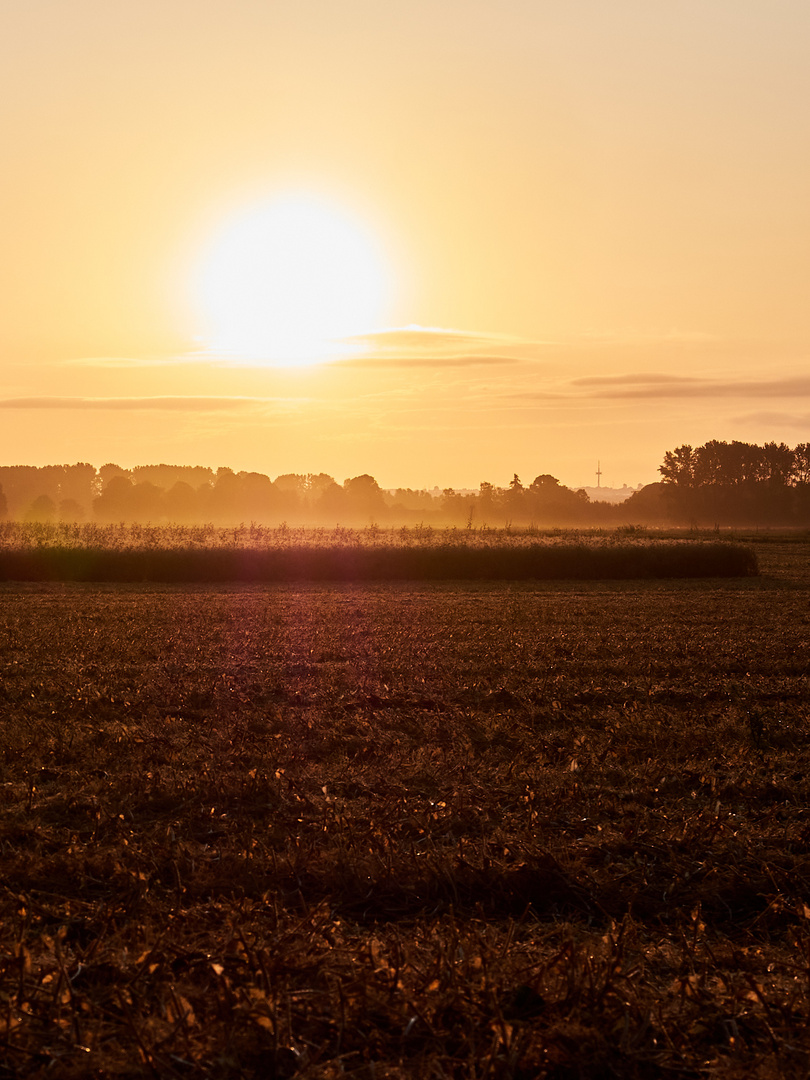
[659,445,695,485]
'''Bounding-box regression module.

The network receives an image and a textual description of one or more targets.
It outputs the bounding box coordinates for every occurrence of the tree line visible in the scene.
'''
[636,439,810,526]
[0,464,605,527]
[659,440,810,487]
[1,442,810,526]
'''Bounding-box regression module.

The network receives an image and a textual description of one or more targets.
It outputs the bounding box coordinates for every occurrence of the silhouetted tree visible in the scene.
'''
[525,475,588,525]
[273,474,308,519]
[761,441,794,485]
[656,439,810,525]
[440,487,470,525]
[58,498,86,522]
[505,474,524,520]
[793,444,810,485]
[342,475,387,522]
[94,475,134,522]
[25,494,56,523]
[237,471,275,521]
[659,445,696,486]
[131,464,215,491]
[307,473,339,501]
[477,482,500,523]
[207,468,240,523]
[164,481,199,523]
[0,466,60,518]
[314,479,347,520]
[99,463,129,490]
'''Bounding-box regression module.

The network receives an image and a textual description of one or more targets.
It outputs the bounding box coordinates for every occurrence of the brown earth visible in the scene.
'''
[0,535,809,1077]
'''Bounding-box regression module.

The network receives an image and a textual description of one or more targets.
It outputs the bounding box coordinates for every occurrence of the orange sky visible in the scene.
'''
[2,1,809,490]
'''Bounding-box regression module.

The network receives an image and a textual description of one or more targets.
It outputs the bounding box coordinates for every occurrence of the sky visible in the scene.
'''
[2,0,809,491]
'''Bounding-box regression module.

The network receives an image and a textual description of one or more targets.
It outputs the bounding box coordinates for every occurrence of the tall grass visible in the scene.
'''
[0,522,757,580]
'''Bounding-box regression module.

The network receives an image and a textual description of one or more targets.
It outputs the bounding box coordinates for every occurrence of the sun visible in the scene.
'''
[192,194,389,366]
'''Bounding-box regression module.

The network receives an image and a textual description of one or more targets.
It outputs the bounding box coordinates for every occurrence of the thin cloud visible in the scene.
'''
[337,325,535,366]
[573,373,698,387]
[66,354,209,369]
[567,374,810,400]
[733,411,810,427]
[68,327,727,372]
[347,325,520,351]
[338,326,732,368]
[66,331,532,370]
[0,396,285,411]
[338,352,520,368]
[574,329,721,345]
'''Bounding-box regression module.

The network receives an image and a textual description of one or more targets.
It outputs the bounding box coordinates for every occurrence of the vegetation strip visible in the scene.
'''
[0,527,757,581]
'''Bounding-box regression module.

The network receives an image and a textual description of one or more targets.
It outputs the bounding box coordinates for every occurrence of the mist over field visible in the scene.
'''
[3,438,810,529]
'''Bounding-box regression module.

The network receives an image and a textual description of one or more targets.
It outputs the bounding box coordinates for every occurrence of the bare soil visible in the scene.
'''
[1,536,809,1077]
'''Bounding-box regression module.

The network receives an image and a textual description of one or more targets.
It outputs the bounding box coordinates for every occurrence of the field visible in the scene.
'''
[1,535,809,1077]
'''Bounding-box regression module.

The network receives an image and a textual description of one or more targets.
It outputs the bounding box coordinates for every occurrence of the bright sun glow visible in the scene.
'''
[192,194,388,366]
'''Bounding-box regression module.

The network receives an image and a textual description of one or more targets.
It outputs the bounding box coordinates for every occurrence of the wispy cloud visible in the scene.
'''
[66,354,209,369]
[733,411,810,428]
[0,396,285,411]
[336,325,532,367]
[65,331,530,370]
[64,327,734,373]
[339,352,520,368]
[348,325,520,351]
[568,374,810,400]
[337,326,742,370]
[574,373,698,387]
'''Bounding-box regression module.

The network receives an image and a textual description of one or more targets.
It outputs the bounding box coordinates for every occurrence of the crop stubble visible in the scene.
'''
[0,538,809,1077]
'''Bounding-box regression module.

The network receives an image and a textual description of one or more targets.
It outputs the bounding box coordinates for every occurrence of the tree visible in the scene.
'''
[526,474,588,526]
[656,439,810,525]
[659,445,695,486]
[131,464,215,491]
[760,442,794,485]
[50,463,96,514]
[99,463,129,490]
[25,494,56,523]
[272,474,307,519]
[94,475,134,522]
[58,498,86,522]
[129,482,164,522]
[440,487,469,525]
[207,468,239,523]
[164,481,199,523]
[504,474,525,521]
[307,473,339,503]
[530,474,561,491]
[314,480,346,520]
[342,475,387,522]
[793,444,810,484]
[693,441,730,486]
[238,471,275,521]
[477,482,501,523]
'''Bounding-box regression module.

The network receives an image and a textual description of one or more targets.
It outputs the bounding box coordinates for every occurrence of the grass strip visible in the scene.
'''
[0,541,757,582]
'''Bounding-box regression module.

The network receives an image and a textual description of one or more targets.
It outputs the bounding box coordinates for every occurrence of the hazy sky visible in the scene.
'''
[2,0,808,489]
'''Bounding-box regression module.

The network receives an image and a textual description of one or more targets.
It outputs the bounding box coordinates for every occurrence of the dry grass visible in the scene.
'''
[0,522,756,581]
[0,535,807,1076]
